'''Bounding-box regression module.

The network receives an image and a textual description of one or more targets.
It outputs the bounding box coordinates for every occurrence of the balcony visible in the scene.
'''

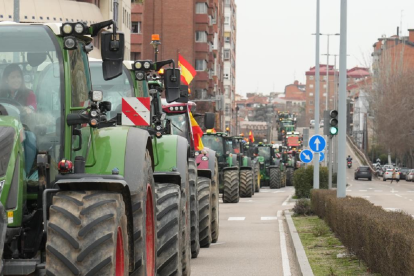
[195,14,209,24]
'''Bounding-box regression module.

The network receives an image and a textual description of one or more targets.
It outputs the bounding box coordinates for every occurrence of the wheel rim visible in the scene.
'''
[146,184,155,276]
[116,227,124,276]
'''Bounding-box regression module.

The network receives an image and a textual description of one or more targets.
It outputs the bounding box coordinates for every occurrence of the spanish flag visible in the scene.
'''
[249,131,255,143]
[179,54,197,85]
[189,112,204,150]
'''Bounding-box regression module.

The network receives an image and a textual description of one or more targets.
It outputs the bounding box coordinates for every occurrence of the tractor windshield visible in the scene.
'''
[202,135,224,156]
[0,25,63,178]
[232,139,241,154]
[90,61,134,118]
[258,147,271,162]
[167,113,189,140]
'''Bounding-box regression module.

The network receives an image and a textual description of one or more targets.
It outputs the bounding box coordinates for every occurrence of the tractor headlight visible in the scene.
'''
[92,90,103,102]
[90,110,98,117]
[62,23,73,35]
[201,156,209,161]
[134,61,143,70]
[143,61,151,69]
[64,36,77,50]
[195,151,200,156]
[74,23,85,34]
[135,71,145,81]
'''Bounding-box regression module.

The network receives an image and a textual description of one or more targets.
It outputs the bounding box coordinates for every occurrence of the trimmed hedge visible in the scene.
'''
[311,190,414,276]
[293,166,328,198]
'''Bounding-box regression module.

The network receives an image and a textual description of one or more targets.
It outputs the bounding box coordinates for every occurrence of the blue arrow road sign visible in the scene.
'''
[300,149,314,164]
[319,152,325,162]
[309,135,326,153]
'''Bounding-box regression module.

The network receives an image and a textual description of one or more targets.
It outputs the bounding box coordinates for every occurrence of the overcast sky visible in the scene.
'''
[235,0,414,96]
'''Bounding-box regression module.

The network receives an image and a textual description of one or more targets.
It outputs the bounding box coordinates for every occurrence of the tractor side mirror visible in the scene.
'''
[164,68,181,103]
[204,113,215,129]
[101,31,125,80]
[176,85,189,103]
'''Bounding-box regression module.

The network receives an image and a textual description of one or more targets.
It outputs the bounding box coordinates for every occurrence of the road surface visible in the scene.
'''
[191,187,300,276]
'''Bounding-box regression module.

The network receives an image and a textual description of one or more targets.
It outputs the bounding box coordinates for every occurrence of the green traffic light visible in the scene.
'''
[330,126,338,135]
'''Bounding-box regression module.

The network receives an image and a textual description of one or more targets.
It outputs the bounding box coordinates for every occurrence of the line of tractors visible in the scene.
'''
[0,19,304,276]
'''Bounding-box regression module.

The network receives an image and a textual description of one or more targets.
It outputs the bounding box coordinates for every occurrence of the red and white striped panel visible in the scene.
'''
[122,97,151,126]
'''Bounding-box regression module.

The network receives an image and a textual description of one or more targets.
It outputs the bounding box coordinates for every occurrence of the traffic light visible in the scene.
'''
[329,110,338,135]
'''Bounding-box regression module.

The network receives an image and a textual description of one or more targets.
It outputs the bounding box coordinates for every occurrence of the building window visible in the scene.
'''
[224,50,230,60]
[195,31,207,42]
[132,22,141,34]
[309,109,314,114]
[225,16,230,25]
[309,76,314,80]
[195,60,207,71]
[131,52,141,60]
[309,93,314,96]
[309,84,314,88]
[323,84,327,88]
[224,36,230,43]
[309,100,314,105]
[196,3,208,14]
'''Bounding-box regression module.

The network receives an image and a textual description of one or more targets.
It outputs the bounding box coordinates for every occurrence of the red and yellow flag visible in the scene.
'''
[189,112,204,151]
[249,131,255,143]
[178,54,197,85]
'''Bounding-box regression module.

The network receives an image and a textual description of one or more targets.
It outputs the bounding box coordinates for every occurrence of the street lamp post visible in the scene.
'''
[322,34,339,111]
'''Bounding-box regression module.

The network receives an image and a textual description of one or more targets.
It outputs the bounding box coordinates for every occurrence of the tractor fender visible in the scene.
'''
[196,148,217,179]
[223,166,238,171]
[153,135,188,187]
[239,166,252,171]
[197,169,212,179]
[268,165,279,169]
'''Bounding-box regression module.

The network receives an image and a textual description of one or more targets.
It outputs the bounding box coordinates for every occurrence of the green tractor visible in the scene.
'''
[231,137,256,197]
[257,143,286,189]
[89,58,195,274]
[202,132,240,203]
[0,20,176,275]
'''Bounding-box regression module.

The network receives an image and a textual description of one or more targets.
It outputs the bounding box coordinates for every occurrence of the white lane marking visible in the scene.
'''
[395,194,403,198]
[228,217,245,221]
[391,189,399,193]
[261,190,271,193]
[359,190,368,192]
[374,190,383,192]
[277,210,282,217]
[408,191,414,193]
[346,190,352,192]
[282,195,293,206]
[261,217,278,221]
[368,188,373,189]
[273,191,285,193]
[210,242,226,246]
[278,210,291,276]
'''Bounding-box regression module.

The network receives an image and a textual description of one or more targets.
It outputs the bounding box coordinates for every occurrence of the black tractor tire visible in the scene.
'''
[155,184,181,276]
[180,167,191,276]
[130,151,156,275]
[254,163,260,193]
[239,170,253,198]
[197,177,212,248]
[270,168,281,189]
[211,159,220,243]
[286,168,294,186]
[46,191,129,276]
[223,170,240,203]
[281,170,286,187]
[188,159,200,258]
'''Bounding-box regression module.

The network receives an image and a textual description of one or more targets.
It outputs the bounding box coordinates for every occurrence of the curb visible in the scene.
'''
[284,210,314,276]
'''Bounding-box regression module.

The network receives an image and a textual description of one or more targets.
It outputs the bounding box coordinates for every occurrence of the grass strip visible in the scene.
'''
[292,216,379,276]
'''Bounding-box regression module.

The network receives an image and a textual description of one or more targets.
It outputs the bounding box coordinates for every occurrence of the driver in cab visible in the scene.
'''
[0,64,37,113]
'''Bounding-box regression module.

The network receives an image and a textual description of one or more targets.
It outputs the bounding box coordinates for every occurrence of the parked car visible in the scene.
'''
[399,167,410,180]
[383,169,400,182]
[320,120,324,128]
[406,169,414,182]
[354,166,372,181]
[310,120,315,129]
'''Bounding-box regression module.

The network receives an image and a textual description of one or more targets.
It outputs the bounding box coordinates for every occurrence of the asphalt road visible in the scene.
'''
[307,126,414,216]
[191,186,300,276]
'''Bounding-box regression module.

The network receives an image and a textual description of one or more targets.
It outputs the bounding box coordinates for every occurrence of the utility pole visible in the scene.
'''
[313,0,321,189]
[13,0,19,22]
[337,0,347,198]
